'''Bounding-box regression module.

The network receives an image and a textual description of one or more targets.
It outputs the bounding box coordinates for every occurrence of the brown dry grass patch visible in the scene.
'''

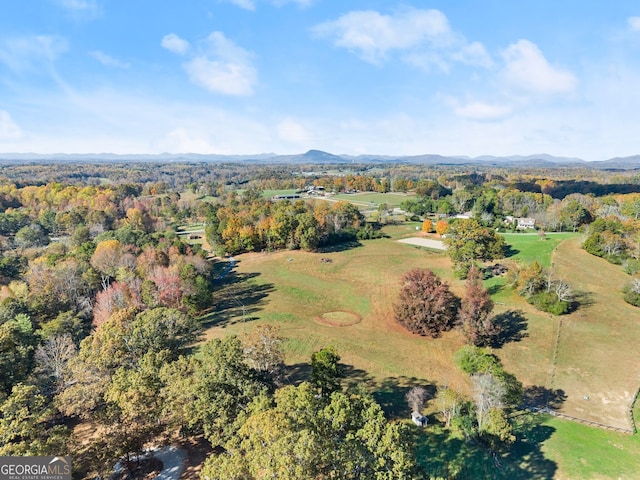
[202,237,470,396]
[548,237,640,429]
[316,310,362,327]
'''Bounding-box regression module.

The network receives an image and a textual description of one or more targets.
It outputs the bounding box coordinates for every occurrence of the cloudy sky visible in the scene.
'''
[1,1,639,160]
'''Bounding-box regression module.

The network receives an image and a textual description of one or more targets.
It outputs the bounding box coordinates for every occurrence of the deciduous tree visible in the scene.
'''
[242,324,285,385]
[459,266,496,346]
[394,268,460,337]
[201,382,417,480]
[311,346,344,396]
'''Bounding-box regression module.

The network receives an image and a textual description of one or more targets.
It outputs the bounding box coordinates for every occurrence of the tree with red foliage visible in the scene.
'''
[459,266,496,346]
[394,268,459,337]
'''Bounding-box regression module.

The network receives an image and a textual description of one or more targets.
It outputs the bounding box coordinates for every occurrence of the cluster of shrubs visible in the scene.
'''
[582,218,640,308]
[506,261,574,315]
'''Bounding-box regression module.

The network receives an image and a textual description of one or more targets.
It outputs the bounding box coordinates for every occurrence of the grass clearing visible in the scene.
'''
[330,191,416,208]
[549,237,640,430]
[203,236,469,392]
[501,232,579,267]
[201,226,640,478]
[541,415,640,479]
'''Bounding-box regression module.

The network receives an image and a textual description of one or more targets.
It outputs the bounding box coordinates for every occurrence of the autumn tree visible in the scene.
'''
[623,278,640,307]
[560,199,593,231]
[421,219,433,233]
[160,336,270,447]
[472,372,505,431]
[0,383,68,455]
[34,334,77,394]
[459,266,496,346]
[394,268,460,337]
[242,324,285,385]
[444,219,507,278]
[0,314,36,398]
[508,261,573,315]
[436,386,464,428]
[91,239,125,289]
[200,382,417,480]
[455,346,521,446]
[435,219,449,236]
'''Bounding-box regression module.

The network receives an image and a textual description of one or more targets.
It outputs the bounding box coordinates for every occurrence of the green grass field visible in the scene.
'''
[329,191,416,208]
[234,188,301,198]
[501,232,579,267]
[541,415,640,479]
[201,226,640,478]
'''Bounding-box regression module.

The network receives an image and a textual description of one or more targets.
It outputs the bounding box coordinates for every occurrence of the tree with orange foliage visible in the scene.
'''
[435,220,449,236]
[91,239,125,289]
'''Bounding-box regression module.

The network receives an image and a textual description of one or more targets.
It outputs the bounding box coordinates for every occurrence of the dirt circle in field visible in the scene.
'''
[316,310,362,327]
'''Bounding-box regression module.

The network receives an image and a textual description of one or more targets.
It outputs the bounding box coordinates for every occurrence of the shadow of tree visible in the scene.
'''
[373,376,437,420]
[522,386,567,410]
[282,362,312,386]
[572,289,596,309]
[282,361,373,389]
[415,414,558,479]
[504,245,520,258]
[490,310,529,348]
[488,283,505,296]
[201,271,274,329]
[316,240,362,253]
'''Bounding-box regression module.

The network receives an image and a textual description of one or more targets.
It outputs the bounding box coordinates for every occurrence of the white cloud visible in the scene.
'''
[273,0,314,7]
[0,35,68,73]
[155,128,215,153]
[500,40,577,95]
[276,118,312,145]
[629,16,640,32]
[161,34,190,55]
[183,32,257,96]
[0,111,23,139]
[453,42,493,68]
[222,0,255,10]
[54,0,101,19]
[90,50,130,68]
[313,9,451,64]
[222,0,313,10]
[313,8,492,73]
[452,101,512,120]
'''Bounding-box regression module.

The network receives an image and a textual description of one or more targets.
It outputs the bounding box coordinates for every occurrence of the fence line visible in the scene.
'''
[546,314,562,408]
[524,405,635,434]
[529,313,640,434]
[628,386,640,434]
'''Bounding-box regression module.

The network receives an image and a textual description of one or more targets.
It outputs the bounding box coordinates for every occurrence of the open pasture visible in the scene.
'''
[330,191,416,208]
[203,237,471,399]
[501,232,578,267]
[202,228,640,477]
[547,237,640,430]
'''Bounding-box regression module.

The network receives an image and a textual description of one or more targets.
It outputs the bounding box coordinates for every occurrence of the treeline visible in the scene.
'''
[577,195,640,307]
[0,178,219,462]
[204,191,376,255]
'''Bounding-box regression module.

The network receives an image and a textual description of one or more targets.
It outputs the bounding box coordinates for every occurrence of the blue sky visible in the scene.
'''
[1,1,639,160]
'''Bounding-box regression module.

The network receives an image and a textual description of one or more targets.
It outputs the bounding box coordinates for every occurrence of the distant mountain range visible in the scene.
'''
[1,150,639,169]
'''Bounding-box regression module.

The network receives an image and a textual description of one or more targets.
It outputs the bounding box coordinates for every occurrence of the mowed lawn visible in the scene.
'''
[501,232,579,267]
[203,236,471,397]
[541,415,640,479]
[201,228,640,478]
[489,232,580,391]
[330,191,416,208]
